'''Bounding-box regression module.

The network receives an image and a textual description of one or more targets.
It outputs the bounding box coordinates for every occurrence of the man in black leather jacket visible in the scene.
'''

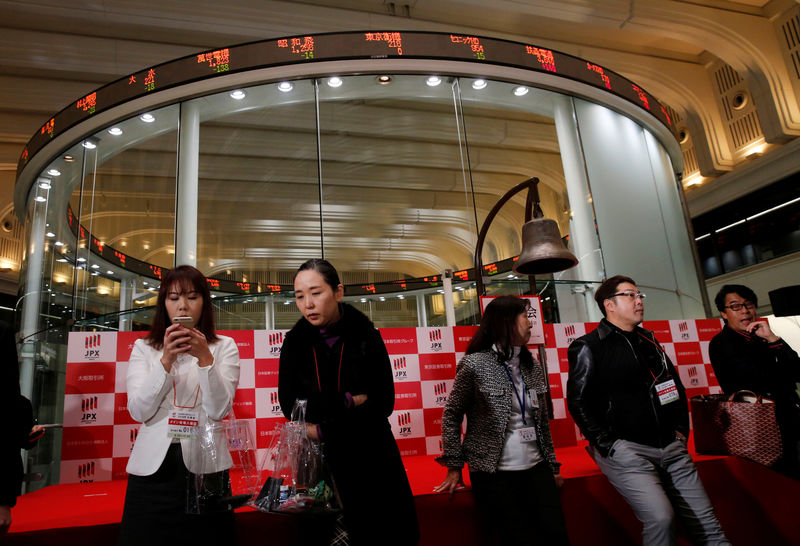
[709,284,800,475]
[567,275,728,546]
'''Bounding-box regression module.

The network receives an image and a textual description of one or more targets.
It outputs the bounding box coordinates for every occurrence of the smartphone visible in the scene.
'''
[172,316,194,327]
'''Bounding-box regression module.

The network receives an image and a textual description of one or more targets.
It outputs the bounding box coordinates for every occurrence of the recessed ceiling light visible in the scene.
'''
[76,257,86,262]
[140,113,155,123]
[39,181,52,189]
[277,81,293,92]
[91,264,100,269]
[107,270,114,275]
[229,90,246,100]
[82,140,97,149]
[108,127,123,136]
[426,76,442,87]
[327,77,343,88]
[46,169,61,177]
[472,79,487,90]
[513,86,529,96]
[34,196,46,202]
[376,75,392,84]
[54,241,64,246]
[46,232,55,237]
[63,155,74,162]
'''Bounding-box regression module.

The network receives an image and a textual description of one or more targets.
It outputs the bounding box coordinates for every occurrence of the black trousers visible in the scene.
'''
[119,443,235,546]
[469,462,570,546]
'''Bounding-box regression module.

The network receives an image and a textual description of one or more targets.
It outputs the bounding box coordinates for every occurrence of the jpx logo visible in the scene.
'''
[687,366,699,386]
[397,411,413,436]
[269,391,281,413]
[429,329,443,351]
[434,382,448,406]
[84,334,101,359]
[563,324,577,344]
[393,357,407,379]
[81,396,98,423]
[679,321,690,340]
[268,332,284,354]
[78,461,95,483]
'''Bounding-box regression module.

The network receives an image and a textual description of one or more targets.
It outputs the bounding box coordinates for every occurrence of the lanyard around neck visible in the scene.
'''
[312,343,345,392]
[502,363,528,426]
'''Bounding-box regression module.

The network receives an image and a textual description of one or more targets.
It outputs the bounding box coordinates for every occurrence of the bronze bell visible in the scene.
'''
[513,217,578,275]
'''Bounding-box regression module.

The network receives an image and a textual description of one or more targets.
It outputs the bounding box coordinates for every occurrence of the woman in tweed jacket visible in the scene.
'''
[435,296,569,545]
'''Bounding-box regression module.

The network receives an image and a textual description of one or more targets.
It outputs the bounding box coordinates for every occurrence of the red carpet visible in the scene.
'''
[8,442,800,545]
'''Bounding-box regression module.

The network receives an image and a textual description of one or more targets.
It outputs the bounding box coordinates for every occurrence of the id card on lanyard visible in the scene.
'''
[503,364,538,443]
[168,383,201,439]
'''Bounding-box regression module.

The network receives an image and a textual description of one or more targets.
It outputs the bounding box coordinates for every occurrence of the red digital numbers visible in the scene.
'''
[144,69,156,92]
[197,49,230,73]
[40,118,55,138]
[92,237,103,252]
[20,148,28,164]
[586,63,611,90]
[660,105,671,125]
[113,250,126,266]
[206,278,220,289]
[632,84,650,110]
[525,46,556,72]
[237,281,251,293]
[77,93,97,114]
[450,35,485,60]
[149,265,162,279]
[453,270,469,281]
[364,32,403,55]
[363,284,376,294]
[277,36,314,59]
[483,263,498,275]
[266,284,281,293]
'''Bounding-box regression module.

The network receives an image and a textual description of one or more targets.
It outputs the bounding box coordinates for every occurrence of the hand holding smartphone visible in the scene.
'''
[172,316,194,328]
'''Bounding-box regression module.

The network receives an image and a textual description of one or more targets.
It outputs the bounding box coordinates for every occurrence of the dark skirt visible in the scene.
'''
[119,443,236,546]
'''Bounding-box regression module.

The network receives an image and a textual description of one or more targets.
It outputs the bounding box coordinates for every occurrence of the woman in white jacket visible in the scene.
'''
[119,265,240,545]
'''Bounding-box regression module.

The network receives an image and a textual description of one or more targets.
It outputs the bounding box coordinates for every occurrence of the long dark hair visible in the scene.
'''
[145,265,218,349]
[294,258,341,291]
[466,295,532,361]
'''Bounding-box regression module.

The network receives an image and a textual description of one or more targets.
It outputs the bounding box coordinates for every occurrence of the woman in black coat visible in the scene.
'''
[278,259,419,545]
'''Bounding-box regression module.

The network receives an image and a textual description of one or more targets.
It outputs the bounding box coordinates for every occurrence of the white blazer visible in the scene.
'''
[125,334,240,476]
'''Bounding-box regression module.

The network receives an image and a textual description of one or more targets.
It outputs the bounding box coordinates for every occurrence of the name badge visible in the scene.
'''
[517,427,537,443]
[529,390,539,408]
[655,379,679,405]
[168,409,199,439]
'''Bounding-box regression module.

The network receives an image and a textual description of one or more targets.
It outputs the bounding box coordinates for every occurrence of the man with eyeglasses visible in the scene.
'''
[709,284,800,475]
[567,275,728,546]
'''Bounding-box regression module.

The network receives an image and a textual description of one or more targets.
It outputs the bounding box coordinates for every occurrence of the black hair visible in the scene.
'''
[466,295,532,362]
[294,258,342,291]
[594,275,636,317]
[146,265,218,349]
[714,284,757,313]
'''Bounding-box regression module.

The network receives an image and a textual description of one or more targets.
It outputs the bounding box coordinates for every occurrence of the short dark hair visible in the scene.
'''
[466,295,532,361]
[714,284,757,312]
[594,275,636,317]
[295,259,341,291]
[146,265,218,349]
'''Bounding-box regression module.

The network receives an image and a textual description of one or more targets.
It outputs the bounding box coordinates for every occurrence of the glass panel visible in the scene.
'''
[316,74,475,284]
[68,104,179,321]
[189,80,320,302]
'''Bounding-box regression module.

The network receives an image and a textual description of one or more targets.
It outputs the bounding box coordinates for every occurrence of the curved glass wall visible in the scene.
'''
[16,60,702,491]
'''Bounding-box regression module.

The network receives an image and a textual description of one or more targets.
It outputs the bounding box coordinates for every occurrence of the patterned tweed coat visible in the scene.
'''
[436,348,561,474]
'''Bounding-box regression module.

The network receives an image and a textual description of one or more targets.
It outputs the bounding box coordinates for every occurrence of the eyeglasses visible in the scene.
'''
[725,302,755,311]
[610,291,646,301]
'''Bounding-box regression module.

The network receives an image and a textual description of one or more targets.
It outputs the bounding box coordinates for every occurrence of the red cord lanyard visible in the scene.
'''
[173,383,200,409]
[636,332,670,381]
[312,343,345,392]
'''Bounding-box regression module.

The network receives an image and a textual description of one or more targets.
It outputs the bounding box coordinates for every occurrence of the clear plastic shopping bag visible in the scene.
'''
[253,399,341,514]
